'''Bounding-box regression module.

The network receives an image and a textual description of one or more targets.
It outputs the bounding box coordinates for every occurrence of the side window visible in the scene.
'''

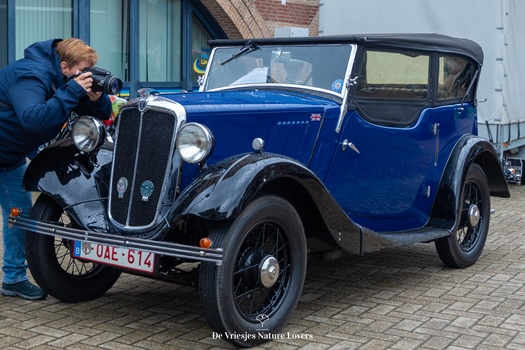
[355,50,429,99]
[352,50,430,127]
[438,56,473,100]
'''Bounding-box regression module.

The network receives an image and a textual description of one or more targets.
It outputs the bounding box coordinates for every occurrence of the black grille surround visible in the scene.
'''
[108,96,186,232]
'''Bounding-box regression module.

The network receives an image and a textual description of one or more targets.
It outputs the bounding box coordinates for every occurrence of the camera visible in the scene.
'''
[82,67,122,95]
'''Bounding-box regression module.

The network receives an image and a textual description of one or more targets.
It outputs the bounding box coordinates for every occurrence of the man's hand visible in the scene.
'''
[87,90,103,101]
[74,71,93,92]
[73,71,103,101]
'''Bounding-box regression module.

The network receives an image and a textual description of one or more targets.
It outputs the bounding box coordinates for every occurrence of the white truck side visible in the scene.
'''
[320,0,525,169]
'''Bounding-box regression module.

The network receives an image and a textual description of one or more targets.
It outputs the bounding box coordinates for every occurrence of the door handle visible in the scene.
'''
[342,139,360,154]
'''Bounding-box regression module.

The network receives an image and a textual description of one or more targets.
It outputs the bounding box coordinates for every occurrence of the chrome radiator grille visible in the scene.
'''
[109,106,177,230]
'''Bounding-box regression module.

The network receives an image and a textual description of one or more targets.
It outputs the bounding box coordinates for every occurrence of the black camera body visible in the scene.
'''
[82,67,122,95]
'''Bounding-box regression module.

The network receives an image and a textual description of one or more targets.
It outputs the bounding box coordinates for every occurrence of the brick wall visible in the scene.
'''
[200,0,319,39]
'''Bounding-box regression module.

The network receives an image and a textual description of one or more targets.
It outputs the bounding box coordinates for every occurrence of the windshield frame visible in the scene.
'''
[200,43,356,99]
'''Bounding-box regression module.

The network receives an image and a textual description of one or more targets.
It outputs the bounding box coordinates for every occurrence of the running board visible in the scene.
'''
[360,227,451,254]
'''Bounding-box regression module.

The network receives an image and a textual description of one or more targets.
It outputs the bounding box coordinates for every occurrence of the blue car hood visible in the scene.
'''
[163,89,342,184]
[163,90,341,115]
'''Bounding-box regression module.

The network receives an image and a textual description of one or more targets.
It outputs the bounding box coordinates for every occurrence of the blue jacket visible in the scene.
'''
[0,39,112,168]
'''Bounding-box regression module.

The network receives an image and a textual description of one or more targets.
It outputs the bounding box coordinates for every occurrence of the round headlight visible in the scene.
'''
[176,123,214,163]
[72,116,105,153]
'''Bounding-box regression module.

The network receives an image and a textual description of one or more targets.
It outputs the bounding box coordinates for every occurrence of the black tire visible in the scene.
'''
[435,163,490,268]
[26,194,122,302]
[199,194,307,347]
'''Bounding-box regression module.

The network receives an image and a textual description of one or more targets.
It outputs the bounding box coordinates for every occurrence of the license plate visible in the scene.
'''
[72,241,155,274]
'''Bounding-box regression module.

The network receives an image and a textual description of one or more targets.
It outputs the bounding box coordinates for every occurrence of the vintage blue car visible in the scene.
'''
[10,34,509,347]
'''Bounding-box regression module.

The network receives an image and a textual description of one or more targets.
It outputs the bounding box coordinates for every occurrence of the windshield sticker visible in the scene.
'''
[331,79,344,93]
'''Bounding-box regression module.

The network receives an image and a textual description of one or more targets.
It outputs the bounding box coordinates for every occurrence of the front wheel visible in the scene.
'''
[199,194,307,347]
[435,164,490,268]
[26,194,121,302]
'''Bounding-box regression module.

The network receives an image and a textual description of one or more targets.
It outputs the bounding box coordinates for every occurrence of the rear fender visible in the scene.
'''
[24,139,114,232]
[429,135,510,229]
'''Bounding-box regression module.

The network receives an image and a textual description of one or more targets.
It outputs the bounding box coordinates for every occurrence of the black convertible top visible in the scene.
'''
[209,33,483,65]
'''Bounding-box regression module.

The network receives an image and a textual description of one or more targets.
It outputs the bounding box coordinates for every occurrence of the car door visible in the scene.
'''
[324,50,478,232]
[323,50,436,232]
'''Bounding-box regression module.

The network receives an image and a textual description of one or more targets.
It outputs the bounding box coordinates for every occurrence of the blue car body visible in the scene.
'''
[165,90,481,233]
[16,32,511,253]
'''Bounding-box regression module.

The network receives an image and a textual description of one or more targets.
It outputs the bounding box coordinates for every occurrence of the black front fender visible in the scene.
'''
[174,152,365,254]
[24,139,114,232]
[178,152,318,220]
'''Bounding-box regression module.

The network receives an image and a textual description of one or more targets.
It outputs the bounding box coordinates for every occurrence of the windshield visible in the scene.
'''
[203,44,353,95]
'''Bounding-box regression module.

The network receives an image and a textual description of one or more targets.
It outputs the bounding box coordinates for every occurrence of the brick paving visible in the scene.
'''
[1,185,524,349]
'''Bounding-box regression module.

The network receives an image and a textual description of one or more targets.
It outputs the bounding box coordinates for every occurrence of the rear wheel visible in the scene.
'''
[26,194,121,302]
[435,164,490,268]
[199,194,307,347]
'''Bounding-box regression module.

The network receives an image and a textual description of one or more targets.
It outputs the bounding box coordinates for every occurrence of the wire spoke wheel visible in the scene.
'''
[456,181,483,251]
[50,211,100,277]
[435,164,490,268]
[233,222,290,318]
[199,194,306,347]
[26,194,121,302]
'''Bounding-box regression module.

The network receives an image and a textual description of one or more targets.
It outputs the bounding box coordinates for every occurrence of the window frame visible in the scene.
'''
[355,49,430,100]
[435,54,477,104]
[351,47,432,127]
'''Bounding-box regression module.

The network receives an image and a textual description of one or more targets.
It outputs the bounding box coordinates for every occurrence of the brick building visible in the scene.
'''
[200,0,320,38]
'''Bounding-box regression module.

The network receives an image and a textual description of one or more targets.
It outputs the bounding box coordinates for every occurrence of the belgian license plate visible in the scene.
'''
[72,241,155,274]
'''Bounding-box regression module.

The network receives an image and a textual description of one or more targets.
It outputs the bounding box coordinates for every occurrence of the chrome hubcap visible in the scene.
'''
[468,204,480,227]
[259,256,280,288]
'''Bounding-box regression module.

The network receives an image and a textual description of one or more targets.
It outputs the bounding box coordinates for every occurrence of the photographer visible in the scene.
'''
[0,38,112,300]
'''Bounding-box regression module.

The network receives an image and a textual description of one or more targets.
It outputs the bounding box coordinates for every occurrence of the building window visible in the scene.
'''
[15,0,72,59]
[2,0,222,94]
[191,14,212,84]
[139,0,182,82]
[0,0,6,67]
[90,0,129,81]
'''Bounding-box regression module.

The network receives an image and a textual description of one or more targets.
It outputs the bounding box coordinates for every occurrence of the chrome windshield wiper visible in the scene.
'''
[220,40,260,66]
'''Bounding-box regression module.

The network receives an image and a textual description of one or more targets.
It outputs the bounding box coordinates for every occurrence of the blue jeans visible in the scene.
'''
[0,162,32,284]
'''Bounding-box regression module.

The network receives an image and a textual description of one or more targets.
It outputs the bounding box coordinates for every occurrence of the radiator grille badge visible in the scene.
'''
[116,177,128,198]
[140,180,154,201]
[138,98,147,112]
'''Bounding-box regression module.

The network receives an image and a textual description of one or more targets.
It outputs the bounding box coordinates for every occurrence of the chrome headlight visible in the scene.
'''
[176,123,214,163]
[72,116,106,153]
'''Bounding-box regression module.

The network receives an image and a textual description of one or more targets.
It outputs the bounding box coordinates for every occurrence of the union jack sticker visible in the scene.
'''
[310,113,322,121]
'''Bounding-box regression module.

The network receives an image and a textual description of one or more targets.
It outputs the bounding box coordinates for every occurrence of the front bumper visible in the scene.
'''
[8,215,223,266]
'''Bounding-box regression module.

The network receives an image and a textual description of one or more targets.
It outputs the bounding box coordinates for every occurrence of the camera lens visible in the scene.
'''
[103,76,123,95]
[83,67,123,95]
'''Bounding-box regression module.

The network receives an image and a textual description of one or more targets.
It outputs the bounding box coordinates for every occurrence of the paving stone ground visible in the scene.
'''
[1,185,524,349]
